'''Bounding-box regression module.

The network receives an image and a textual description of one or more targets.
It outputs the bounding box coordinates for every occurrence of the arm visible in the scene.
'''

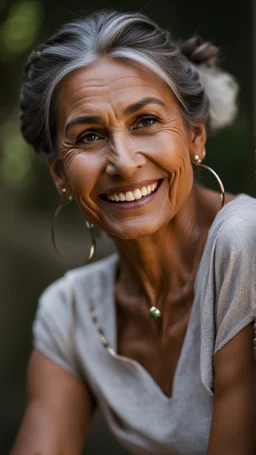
[207,323,256,455]
[10,348,96,455]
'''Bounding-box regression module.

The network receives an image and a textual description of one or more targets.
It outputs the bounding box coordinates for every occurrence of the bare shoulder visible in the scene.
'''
[10,348,96,455]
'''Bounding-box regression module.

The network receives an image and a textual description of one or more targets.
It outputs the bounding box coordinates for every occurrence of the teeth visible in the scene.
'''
[119,193,126,201]
[134,189,142,200]
[125,191,134,201]
[106,181,159,202]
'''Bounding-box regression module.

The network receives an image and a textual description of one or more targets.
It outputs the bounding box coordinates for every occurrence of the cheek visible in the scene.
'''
[66,154,102,198]
[147,132,193,206]
[171,154,194,211]
[65,154,105,225]
[139,131,191,174]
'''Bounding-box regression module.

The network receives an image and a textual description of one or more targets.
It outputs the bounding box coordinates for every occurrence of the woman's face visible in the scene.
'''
[52,57,206,239]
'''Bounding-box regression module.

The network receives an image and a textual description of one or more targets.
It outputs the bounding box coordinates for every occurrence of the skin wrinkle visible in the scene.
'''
[61,78,169,135]
[49,57,227,348]
[53,58,202,240]
[65,97,168,136]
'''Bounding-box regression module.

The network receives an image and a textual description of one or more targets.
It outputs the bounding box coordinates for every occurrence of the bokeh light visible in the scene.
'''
[0,0,44,57]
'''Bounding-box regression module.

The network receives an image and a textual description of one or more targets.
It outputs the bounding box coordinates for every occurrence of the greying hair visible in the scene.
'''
[20,10,238,156]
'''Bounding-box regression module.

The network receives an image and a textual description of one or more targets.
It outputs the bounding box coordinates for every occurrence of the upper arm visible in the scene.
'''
[203,199,256,453]
[207,323,256,455]
[10,348,96,455]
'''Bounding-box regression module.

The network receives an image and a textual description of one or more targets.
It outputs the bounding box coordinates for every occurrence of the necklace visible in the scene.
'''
[149,306,162,320]
[148,228,206,321]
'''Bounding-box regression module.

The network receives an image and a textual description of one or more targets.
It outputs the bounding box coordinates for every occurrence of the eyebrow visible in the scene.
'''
[64,97,167,136]
[65,115,102,136]
[123,96,167,115]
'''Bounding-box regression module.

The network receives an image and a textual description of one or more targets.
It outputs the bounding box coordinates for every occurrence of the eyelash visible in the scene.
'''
[132,115,159,130]
[76,115,160,144]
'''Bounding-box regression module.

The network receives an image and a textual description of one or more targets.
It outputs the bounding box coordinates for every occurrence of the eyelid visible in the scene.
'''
[76,129,105,143]
[74,114,160,142]
[132,114,160,128]
[135,113,160,123]
[135,113,160,120]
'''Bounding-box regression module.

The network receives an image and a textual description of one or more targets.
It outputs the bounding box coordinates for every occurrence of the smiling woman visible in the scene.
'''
[53,58,199,240]
[11,10,256,455]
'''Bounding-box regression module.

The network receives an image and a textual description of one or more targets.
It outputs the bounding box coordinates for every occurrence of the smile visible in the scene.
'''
[100,179,163,209]
[107,180,161,202]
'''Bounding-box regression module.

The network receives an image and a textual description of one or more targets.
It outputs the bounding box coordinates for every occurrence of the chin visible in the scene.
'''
[104,218,167,241]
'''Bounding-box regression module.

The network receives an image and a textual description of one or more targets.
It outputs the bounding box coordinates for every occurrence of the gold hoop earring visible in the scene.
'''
[192,152,225,208]
[51,188,96,264]
[85,221,96,262]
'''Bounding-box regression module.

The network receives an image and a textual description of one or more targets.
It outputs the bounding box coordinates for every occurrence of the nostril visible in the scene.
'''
[105,162,121,177]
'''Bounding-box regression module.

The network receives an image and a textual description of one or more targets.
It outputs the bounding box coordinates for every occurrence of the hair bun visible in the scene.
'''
[180,36,219,68]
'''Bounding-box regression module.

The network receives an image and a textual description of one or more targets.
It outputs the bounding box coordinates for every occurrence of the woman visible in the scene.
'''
[11,10,256,455]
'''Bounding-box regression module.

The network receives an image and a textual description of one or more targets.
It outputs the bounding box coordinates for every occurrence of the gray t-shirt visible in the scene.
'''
[33,194,256,455]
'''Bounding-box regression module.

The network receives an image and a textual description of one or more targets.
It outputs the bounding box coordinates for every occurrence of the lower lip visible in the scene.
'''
[100,179,163,210]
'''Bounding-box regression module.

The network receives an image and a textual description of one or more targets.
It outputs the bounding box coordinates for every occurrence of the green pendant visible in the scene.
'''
[149,306,161,320]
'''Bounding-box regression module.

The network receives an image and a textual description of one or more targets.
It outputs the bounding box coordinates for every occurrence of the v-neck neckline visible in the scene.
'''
[93,194,248,401]
[99,254,200,401]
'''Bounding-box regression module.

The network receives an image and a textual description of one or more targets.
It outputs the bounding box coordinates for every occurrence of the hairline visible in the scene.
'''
[44,50,188,155]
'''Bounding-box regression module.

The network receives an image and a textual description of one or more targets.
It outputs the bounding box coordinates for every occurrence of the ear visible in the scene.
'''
[48,157,72,198]
[188,124,207,162]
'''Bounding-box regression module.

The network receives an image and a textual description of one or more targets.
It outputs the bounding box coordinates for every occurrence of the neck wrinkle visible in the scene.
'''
[112,186,206,312]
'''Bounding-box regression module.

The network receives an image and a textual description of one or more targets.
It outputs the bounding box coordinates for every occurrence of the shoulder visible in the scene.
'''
[66,253,118,289]
[39,253,118,314]
[210,194,256,256]
[198,195,256,393]
[210,194,256,293]
[198,194,256,290]
[209,195,256,351]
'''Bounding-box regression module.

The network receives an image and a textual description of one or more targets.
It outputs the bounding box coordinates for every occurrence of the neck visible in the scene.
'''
[111,185,207,313]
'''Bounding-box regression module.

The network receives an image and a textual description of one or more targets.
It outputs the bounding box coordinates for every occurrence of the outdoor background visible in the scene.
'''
[0,0,254,453]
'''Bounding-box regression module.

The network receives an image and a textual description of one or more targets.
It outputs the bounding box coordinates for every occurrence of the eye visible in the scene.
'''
[132,115,159,130]
[76,131,103,144]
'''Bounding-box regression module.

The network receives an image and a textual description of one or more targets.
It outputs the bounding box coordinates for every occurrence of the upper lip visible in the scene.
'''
[101,179,161,196]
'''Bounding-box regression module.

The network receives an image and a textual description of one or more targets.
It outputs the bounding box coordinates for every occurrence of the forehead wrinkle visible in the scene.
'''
[71,68,153,88]
[57,62,176,132]
[64,82,167,118]
[61,66,166,101]
[58,56,173,107]
[66,81,160,107]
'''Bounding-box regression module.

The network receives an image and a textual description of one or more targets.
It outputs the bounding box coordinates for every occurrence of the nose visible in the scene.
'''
[105,134,146,178]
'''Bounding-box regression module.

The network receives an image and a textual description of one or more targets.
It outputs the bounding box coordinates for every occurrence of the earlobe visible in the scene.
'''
[189,124,206,162]
[48,157,70,196]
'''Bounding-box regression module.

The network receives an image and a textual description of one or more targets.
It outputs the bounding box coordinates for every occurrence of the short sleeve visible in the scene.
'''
[214,212,256,354]
[32,275,82,378]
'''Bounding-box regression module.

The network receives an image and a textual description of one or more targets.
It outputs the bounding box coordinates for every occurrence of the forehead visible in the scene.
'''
[55,57,178,122]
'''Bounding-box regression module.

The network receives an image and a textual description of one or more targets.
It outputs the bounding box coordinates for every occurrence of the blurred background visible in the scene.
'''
[0,0,254,453]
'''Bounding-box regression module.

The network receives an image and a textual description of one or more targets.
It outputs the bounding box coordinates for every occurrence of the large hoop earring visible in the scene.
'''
[51,189,96,264]
[192,152,225,208]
